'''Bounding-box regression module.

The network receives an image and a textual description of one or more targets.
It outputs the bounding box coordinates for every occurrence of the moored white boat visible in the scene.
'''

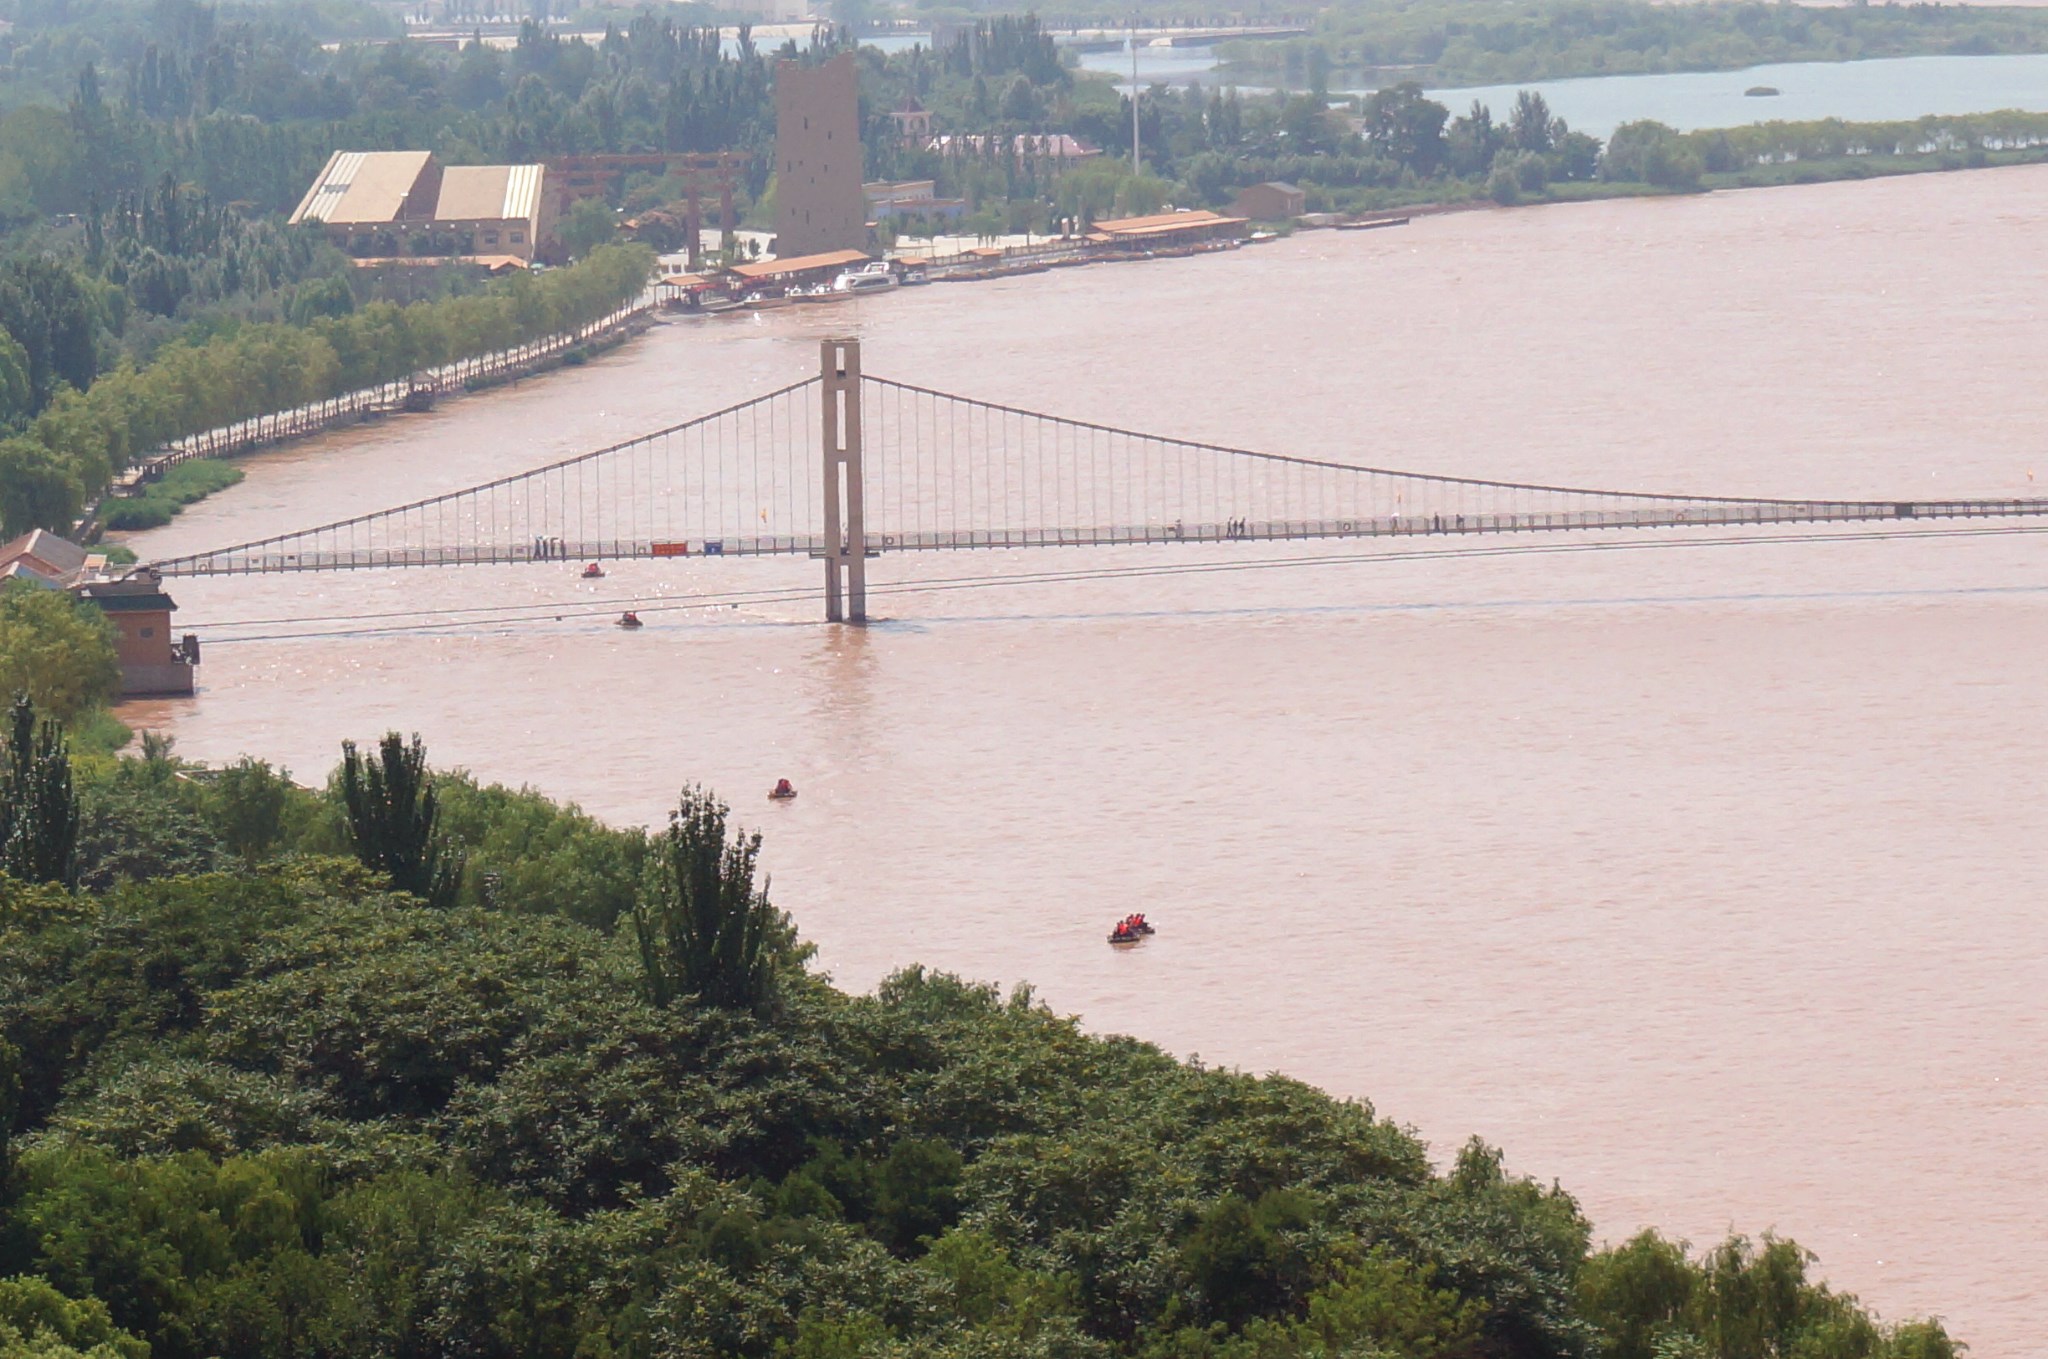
[833,261,898,293]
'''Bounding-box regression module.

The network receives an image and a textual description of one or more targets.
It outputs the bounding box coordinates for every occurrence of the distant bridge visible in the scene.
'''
[152,339,2048,622]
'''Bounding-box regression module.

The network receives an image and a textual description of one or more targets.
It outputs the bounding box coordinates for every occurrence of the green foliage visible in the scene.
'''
[1223,0,2048,88]
[1180,1190,1314,1330]
[74,740,221,892]
[0,764,1972,1359]
[1488,159,1522,206]
[0,442,81,541]
[2,244,652,535]
[873,1138,965,1253]
[337,731,461,909]
[632,784,791,1012]
[1579,1230,1693,1359]
[1575,1230,1962,1359]
[779,1307,894,1359]
[1207,1247,1483,1358]
[434,772,645,931]
[0,586,119,727]
[17,1144,330,1359]
[202,758,297,864]
[0,1274,148,1359]
[0,332,34,431]
[1,693,79,888]
[1602,121,1702,190]
[62,710,130,758]
[100,459,243,532]
[558,197,619,259]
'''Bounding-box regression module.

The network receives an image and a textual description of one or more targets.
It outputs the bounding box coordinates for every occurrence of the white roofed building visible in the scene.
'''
[291,151,554,263]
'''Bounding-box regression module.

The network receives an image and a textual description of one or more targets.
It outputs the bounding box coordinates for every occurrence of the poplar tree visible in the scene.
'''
[0,692,79,889]
[632,785,787,1012]
[338,732,463,908]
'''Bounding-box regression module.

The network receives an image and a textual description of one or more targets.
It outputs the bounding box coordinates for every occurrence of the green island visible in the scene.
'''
[1214,0,2048,88]
[0,599,1975,1359]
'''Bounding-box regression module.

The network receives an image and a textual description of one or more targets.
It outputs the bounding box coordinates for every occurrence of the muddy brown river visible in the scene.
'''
[125,165,2048,1350]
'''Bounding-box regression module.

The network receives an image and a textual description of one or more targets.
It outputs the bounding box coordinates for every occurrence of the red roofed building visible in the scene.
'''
[0,532,197,696]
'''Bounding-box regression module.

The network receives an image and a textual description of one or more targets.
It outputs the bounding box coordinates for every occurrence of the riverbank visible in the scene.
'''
[109,141,2048,536]
[90,302,653,544]
[865,138,2048,287]
[1208,1,2048,91]
[0,244,657,546]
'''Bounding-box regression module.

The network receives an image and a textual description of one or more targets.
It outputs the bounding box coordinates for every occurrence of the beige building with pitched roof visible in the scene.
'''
[291,151,553,262]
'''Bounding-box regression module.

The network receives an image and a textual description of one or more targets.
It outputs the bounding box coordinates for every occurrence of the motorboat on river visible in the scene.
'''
[1108,913,1155,945]
[833,261,898,294]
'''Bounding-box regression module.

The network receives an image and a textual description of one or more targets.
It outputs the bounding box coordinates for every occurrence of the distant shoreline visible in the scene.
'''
[126,146,2044,537]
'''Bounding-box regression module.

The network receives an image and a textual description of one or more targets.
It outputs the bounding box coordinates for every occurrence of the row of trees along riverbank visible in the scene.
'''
[0,698,1973,1359]
[1217,0,2048,88]
[0,243,655,540]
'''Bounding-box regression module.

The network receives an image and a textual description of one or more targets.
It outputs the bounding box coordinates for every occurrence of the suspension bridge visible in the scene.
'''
[151,338,2048,622]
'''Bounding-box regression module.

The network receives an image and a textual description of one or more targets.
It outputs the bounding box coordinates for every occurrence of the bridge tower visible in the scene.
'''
[820,337,867,623]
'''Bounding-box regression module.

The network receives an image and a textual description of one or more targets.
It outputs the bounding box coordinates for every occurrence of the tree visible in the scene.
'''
[1602,120,1703,189]
[558,198,617,260]
[1578,1230,1696,1359]
[338,732,462,908]
[0,582,120,723]
[0,330,33,429]
[0,1274,148,1359]
[0,438,79,536]
[872,1139,963,1252]
[1446,100,1503,178]
[999,75,1040,124]
[0,1035,19,1182]
[1557,129,1604,182]
[205,757,298,863]
[1,692,80,888]
[1179,1189,1314,1328]
[1360,82,1448,176]
[1488,158,1523,205]
[74,743,222,891]
[630,784,788,1012]
[1510,89,1559,154]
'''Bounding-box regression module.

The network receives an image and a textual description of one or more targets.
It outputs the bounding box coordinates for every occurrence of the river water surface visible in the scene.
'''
[1084,45,2048,138]
[126,167,2048,1351]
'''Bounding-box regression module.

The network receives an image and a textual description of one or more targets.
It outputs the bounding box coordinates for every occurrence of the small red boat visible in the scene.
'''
[768,778,797,801]
[582,562,605,579]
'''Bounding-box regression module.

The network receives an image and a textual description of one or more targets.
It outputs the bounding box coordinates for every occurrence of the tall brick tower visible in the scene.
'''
[774,53,865,257]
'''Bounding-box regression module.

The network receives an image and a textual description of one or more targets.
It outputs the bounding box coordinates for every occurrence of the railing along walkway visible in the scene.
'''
[104,296,655,507]
[156,497,2048,576]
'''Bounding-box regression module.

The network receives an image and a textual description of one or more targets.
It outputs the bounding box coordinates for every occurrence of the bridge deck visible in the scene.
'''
[155,498,2048,576]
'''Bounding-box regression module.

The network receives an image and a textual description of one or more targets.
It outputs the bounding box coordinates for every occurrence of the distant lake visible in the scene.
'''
[863,32,931,55]
[1430,53,2048,137]
[1077,47,2048,137]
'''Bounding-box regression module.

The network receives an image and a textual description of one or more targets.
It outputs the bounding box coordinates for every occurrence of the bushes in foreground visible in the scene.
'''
[0,724,1968,1359]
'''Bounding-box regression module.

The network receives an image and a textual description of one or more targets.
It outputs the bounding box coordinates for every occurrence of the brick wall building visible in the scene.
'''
[774,55,865,258]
